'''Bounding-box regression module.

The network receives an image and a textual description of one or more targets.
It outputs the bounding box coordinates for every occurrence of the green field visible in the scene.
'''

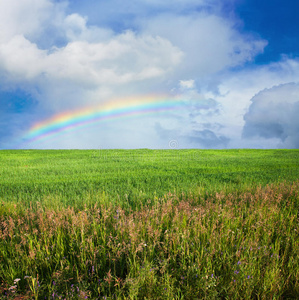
[0,149,299,299]
[1,149,299,208]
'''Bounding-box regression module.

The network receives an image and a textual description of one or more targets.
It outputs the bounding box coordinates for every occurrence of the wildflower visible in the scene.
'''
[14,278,21,283]
[237,261,241,265]
[211,274,213,278]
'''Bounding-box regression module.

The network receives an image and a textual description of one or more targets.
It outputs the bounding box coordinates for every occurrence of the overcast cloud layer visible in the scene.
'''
[0,0,298,149]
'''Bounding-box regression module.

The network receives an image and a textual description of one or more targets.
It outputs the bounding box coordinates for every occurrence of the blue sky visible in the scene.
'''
[0,0,298,149]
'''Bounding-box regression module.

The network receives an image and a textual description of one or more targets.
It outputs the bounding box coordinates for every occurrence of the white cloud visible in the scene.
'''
[45,31,182,85]
[0,6,183,110]
[179,80,195,89]
[0,0,56,42]
[191,57,299,148]
[139,13,267,80]
[243,83,299,148]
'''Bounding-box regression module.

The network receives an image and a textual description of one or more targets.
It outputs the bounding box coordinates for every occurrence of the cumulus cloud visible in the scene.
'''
[139,13,267,80]
[243,83,299,148]
[0,0,266,88]
[0,31,182,86]
[0,1,183,113]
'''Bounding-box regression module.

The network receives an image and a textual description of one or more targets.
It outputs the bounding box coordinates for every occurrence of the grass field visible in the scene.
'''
[0,149,299,299]
[1,149,299,209]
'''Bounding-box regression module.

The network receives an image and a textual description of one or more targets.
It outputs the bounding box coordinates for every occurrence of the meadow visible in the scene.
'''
[0,149,299,299]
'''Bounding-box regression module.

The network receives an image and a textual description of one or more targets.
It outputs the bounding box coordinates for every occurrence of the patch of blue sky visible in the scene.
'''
[0,89,37,148]
[65,0,215,34]
[234,0,299,64]
[0,89,36,114]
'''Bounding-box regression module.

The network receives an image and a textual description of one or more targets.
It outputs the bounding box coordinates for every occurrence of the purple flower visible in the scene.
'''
[237,261,241,265]
[211,274,213,278]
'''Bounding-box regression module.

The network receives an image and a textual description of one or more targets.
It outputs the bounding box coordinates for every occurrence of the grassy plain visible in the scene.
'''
[1,149,298,209]
[0,149,299,299]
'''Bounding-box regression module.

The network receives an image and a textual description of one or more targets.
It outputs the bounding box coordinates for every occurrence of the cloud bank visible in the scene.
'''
[243,83,299,148]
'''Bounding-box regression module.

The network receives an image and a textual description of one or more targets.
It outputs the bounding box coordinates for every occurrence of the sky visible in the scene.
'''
[0,0,299,149]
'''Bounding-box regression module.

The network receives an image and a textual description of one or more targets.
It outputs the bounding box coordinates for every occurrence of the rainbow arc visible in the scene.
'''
[19,95,188,146]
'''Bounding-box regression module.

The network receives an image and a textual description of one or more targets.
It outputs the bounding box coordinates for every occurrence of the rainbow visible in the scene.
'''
[19,95,188,147]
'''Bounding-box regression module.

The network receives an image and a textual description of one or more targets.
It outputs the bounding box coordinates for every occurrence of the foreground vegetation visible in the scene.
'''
[1,181,299,299]
[0,150,299,299]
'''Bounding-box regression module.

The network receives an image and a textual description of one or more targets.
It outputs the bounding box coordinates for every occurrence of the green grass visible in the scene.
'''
[0,149,299,299]
[0,149,298,209]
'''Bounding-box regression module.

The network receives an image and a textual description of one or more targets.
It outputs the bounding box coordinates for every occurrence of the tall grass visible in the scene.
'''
[1,181,299,299]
